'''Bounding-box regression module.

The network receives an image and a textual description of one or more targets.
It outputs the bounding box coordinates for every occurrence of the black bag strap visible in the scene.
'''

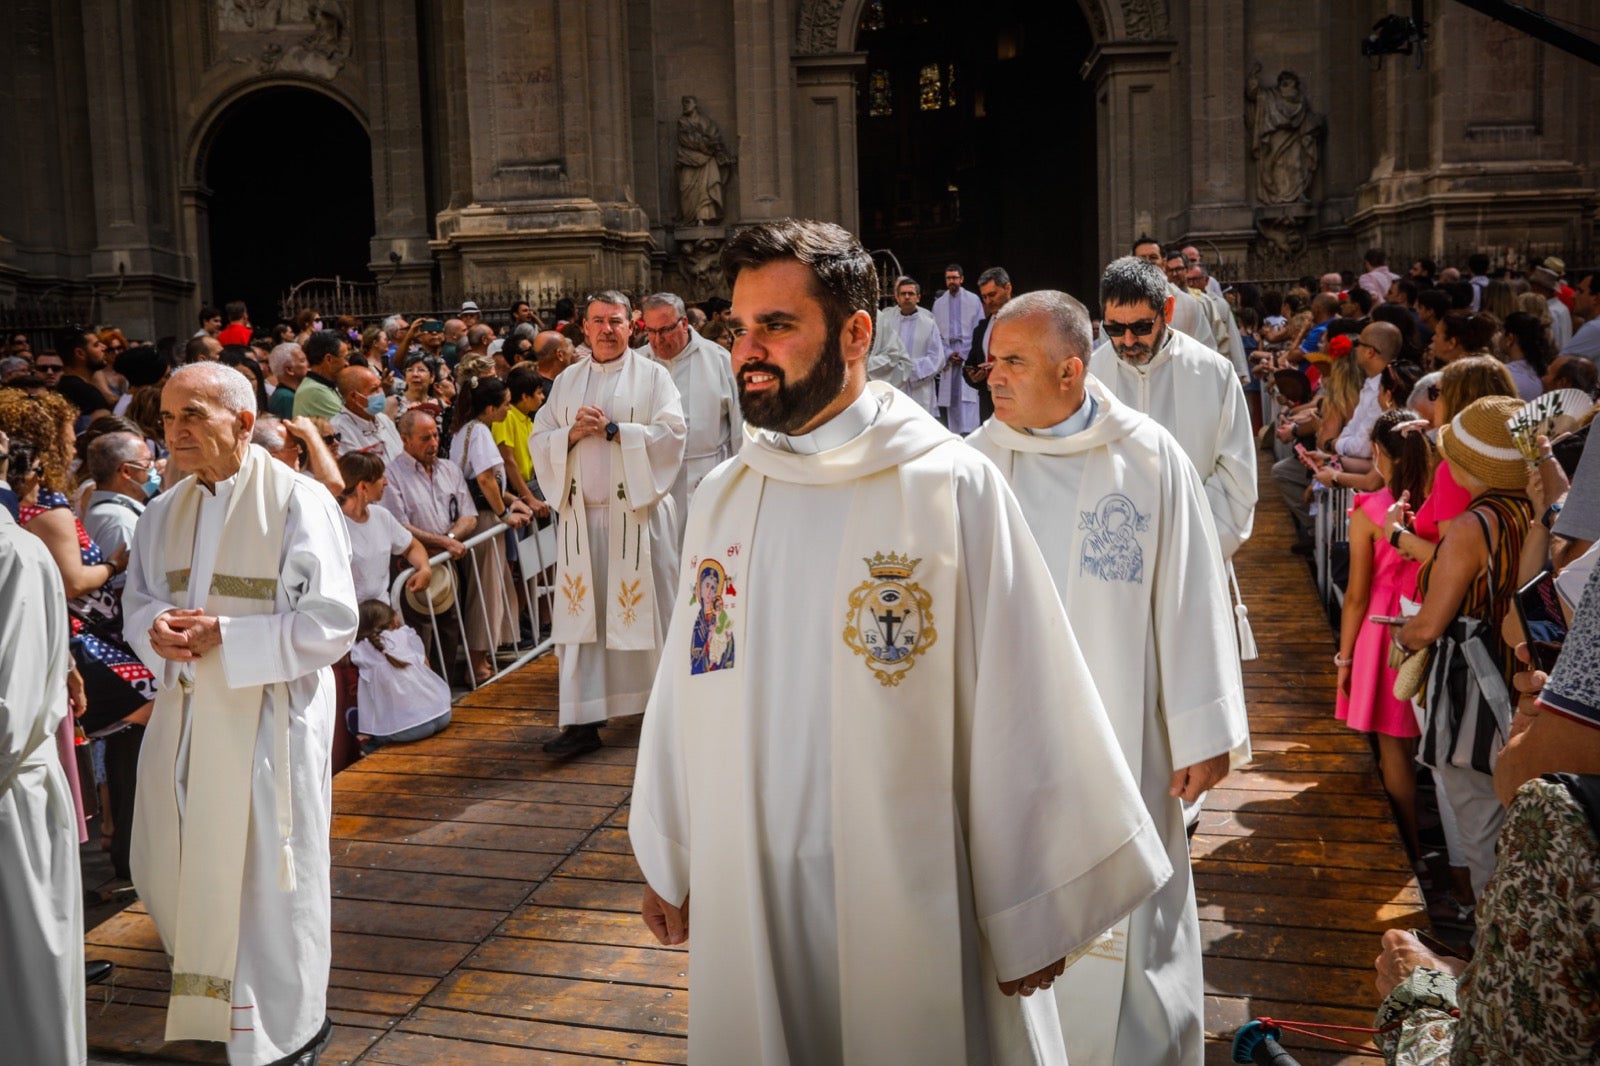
[1466,507,1498,617]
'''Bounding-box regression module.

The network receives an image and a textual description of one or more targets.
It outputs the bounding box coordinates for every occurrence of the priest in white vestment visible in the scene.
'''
[630,220,1170,1065]
[877,274,944,413]
[932,264,984,432]
[968,291,1251,1065]
[123,364,358,1066]
[1188,265,1247,379]
[865,305,911,389]
[641,292,741,546]
[531,291,687,757]
[0,506,85,1066]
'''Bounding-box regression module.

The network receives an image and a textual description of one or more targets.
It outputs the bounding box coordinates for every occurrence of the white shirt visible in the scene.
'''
[342,503,413,602]
[331,409,403,464]
[1335,374,1383,459]
[350,625,451,737]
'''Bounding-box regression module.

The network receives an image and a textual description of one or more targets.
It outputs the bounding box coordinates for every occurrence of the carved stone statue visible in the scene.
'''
[676,96,735,225]
[1245,64,1323,205]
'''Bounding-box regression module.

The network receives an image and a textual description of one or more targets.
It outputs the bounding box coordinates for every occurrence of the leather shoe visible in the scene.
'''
[86,959,114,985]
[541,724,602,757]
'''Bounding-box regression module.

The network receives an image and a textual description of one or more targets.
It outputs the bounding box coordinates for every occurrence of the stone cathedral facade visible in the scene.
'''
[1,0,1595,340]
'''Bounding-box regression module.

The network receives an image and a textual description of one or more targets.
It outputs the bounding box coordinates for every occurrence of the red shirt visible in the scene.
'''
[217,323,252,346]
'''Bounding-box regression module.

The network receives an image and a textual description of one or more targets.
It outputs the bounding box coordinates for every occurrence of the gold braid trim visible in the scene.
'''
[171,972,232,1002]
[210,574,278,600]
[166,569,190,593]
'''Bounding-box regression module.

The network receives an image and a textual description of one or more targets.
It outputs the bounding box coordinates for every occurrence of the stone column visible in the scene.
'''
[362,0,434,307]
[79,0,190,340]
[793,53,867,232]
[1179,0,1253,268]
[1083,41,1179,269]
[731,0,795,221]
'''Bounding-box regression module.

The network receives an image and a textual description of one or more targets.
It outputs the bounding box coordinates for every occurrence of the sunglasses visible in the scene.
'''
[1103,318,1159,338]
[323,433,342,446]
[35,364,64,374]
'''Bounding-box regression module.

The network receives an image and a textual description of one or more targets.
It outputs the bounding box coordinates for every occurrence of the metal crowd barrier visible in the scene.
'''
[389,518,559,690]
[1313,483,1352,607]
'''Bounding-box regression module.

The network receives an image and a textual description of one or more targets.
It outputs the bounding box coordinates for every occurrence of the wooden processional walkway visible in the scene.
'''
[84,474,1424,1065]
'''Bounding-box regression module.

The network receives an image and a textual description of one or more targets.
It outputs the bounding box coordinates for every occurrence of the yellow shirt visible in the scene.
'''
[493,404,535,485]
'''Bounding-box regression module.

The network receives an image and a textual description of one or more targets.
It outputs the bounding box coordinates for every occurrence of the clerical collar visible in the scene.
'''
[590,350,629,373]
[761,387,879,455]
[198,472,238,497]
[1024,393,1098,437]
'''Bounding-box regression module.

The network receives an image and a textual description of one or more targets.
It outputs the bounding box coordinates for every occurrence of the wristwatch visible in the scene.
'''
[605,421,619,442]
[1389,526,1405,549]
[1542,501,1564,531]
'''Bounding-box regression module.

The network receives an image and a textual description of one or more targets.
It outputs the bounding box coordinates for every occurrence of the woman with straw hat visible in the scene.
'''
[1393,395,1534,915]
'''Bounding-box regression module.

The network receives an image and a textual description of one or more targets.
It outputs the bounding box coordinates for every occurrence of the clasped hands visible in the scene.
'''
[641,883,1070,996]
[568,404,612,444]
[149,608,223,661]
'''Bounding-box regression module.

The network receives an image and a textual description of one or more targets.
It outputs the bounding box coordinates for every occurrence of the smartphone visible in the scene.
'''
[1514,570,1568,673]
[1412,928,1469,962]
[1294,443,1322,470]
[1369,614,1408,626]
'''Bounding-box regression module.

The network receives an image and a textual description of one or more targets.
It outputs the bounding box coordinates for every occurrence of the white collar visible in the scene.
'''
[760,387,880,455]
[1025,393,1098,437]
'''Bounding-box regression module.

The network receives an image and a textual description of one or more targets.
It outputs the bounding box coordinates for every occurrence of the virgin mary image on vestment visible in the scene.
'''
[689,558,735,674]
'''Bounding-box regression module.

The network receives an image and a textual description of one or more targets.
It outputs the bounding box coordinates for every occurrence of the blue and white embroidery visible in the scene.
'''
[1079,493,1149,583]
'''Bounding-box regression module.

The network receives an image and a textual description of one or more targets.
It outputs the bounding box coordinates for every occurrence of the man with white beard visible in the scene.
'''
[967,290,1249,1065]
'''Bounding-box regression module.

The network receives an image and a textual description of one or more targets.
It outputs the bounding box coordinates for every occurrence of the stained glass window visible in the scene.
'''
[945,63,956,108]
[858,0,886,33]
[869,69,893,117]
[919,63,942,111]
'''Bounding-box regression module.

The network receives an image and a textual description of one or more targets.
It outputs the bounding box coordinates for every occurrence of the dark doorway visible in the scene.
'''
[854,1,1097,304]
[204,87,374,328]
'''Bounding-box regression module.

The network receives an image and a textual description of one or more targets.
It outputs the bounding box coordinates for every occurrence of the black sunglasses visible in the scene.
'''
[1103,318,1159,338]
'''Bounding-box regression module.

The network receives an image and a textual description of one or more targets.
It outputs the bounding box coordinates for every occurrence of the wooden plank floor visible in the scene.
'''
[86,469,1422,1065]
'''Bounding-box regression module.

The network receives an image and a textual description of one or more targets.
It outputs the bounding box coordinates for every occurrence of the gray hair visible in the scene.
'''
[893,275,920,294]
[1408,372,1442,410]
[992,290,1092,364]
[251,414,287,451]
[1099,256,1168,315]
[397,407,437,438]
[267,342,303,378]
[642,292,686,318]
[381,314,407,336]
[585,290,633,319]
[977,267,1011,289]
[85,431,146,484]
[0,356,29,377]
[170,361,257,415]
[467,323,495,349]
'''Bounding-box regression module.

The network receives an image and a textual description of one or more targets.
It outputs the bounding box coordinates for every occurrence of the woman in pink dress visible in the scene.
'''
[1336,407,1433,859]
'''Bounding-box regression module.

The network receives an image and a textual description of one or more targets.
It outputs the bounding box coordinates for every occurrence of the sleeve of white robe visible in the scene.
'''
[867,315,912,389]
[1153,436,1252,770]
[618,367,687,511]
[909,321,945,385]
[1203,373,1258,559]
[218,479,359,689]
[954,456,1172,980]
[631,645,692,906]
[123,494,184,683]
[718,352,743,452]
[0,516,70,793]
[530,377,578,515]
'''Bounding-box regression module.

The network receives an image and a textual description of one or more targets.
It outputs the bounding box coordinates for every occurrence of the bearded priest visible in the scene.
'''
[123,362,358,1065]
[629,220,1170,1064]
[967,290,1251,1065]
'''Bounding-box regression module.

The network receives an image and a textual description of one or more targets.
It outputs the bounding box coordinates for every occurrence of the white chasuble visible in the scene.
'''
[631,382,1170,1065]
[968,378,1251,1066]
[933,288,983,430]
[531,350,686,726]
[124,447,357,1065]
[0,509,84,1066]
[1090,327,1259,662]
[876,306,944,414]
[649,330,741,546]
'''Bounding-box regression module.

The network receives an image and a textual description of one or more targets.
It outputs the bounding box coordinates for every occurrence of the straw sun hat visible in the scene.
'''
[1437,395,1529,491]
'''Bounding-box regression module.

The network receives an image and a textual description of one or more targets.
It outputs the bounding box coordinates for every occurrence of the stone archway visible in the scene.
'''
[185,82,375,323]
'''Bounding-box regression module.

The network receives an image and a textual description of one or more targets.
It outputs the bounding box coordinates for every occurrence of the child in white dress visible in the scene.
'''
[349,599,453,754]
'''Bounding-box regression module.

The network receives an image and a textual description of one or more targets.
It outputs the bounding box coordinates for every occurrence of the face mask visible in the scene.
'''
[366,393,387,417]
[312,319,324,331]
[141,467,162,497]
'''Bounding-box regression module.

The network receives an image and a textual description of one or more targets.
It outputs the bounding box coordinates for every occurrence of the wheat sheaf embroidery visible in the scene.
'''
[617,578,643,626]
[562,573,589,615]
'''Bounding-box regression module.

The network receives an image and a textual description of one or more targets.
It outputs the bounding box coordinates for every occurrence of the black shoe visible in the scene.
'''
[264,1016,333,1066]
[85,959,114,985]
[1289,537,1315,556]
[541,724,602,757]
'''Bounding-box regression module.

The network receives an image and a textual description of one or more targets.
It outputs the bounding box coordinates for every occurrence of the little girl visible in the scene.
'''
[349,599,453,754]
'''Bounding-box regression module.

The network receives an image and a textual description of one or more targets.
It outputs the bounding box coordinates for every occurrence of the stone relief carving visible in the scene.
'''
[795,0,846,55]
[674,237,726,303]
[1120,0,1168,39]
[216,0,350,78]
[1246,63,1324,254]
[676,96,736,225]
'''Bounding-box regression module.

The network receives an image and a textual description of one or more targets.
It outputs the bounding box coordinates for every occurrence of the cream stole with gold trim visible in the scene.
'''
[131,444,294,1045]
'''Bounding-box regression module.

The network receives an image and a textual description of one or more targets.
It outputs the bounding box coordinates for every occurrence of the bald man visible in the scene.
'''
[331,364,403,463]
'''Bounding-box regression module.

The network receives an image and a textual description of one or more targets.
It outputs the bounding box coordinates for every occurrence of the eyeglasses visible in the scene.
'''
[642,319,685,339]
[34,364,64,374]
[1102,318,1159,338]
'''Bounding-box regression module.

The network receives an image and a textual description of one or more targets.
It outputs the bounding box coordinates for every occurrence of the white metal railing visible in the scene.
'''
[1313,483,1353,606]
[389,518,559,690]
